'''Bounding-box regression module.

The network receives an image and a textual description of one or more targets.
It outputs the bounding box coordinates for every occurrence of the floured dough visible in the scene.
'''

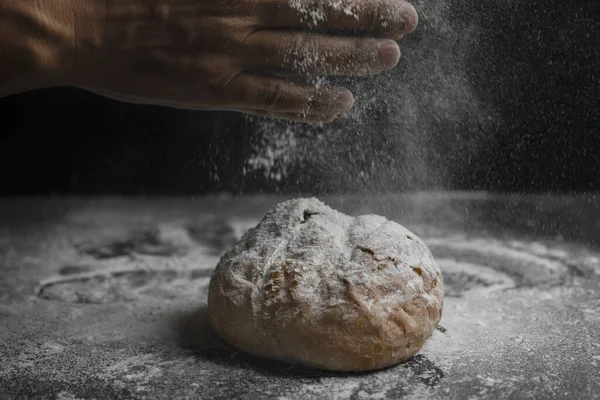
[207,198,444,372]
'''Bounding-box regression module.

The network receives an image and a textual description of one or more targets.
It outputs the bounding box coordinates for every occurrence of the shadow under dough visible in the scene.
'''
[170,306,445,385]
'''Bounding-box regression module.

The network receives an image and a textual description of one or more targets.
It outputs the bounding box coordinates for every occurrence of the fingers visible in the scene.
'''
[238,108,340,124]
[244,31,400,75]
[85,73,355,123]
[260,0,418,40]
[219,73,355,118]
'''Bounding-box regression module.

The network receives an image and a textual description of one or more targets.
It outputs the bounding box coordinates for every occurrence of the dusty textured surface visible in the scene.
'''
[0,193,599,399]
[208,198,444,371]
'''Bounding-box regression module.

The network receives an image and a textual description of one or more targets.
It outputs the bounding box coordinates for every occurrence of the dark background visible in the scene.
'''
[1,0,599,196]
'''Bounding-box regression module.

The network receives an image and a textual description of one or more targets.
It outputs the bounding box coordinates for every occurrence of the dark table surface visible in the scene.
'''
[1,193,599,399]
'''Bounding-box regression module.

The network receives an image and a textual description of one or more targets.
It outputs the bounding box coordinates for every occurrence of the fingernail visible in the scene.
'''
[378,41,401,70]
[335,89,355,111]
[402,3,419,33]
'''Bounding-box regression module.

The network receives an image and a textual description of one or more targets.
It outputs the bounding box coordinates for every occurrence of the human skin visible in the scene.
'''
[0,0,418,123]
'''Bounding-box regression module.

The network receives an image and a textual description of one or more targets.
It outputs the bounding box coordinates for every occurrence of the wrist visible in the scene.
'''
[0,0,105,96]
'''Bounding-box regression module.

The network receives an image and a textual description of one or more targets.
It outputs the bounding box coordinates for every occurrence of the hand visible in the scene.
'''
[75,0,418,123]
[0,0,417,123]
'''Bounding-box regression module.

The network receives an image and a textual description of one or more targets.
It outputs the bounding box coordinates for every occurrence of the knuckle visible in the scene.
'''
[290,34,304,58]
[365,3,383,34]
[263,82,287,109]
[288,34,301,56]
[202,62,241,96]
[219,0,259,16]
[292,34,321,56]
[306,36,320,56]
[290,34,321,72]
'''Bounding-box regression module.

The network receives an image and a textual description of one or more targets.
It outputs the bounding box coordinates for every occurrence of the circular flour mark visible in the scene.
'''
[437,259,515,297]
[41,233,583,305]
[186,217,239,255]
[38,269,212,304]
[427,236,572,289]
[59,265,95,275]
[75,228,186,259]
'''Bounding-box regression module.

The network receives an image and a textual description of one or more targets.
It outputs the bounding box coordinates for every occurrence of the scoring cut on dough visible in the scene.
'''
[207,198,444,372]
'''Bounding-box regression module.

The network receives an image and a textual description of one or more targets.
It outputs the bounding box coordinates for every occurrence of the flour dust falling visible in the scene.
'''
[243,0,499,194]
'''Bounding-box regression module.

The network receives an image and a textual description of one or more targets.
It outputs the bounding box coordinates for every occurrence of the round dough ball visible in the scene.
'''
[207,198,444,372]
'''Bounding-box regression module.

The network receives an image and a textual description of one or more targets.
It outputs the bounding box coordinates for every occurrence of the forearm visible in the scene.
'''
[0,0,103,97]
